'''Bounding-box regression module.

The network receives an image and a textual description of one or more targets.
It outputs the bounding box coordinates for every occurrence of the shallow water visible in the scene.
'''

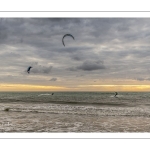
[0,92,150,132]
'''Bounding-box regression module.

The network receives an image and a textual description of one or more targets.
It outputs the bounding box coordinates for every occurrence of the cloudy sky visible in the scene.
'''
[1,18,150,91]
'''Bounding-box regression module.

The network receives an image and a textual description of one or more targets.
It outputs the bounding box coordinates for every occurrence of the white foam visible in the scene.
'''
[38,94,52,96]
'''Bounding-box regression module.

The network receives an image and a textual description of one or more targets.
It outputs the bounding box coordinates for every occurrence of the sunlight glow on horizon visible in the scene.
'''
[0,84,68,91]
[0,83,150,91]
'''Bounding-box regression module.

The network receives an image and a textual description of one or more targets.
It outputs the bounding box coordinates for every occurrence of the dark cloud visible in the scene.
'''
[67,67,77,71]
[136,78,145,81]
[31,63,53,74]
[49,78,57,81]
[136,77,150,81]
[71,53,85,61]
[68,60,105,71]
[71,55,82,61]
[77,60,105,71]
[76,74,84,77]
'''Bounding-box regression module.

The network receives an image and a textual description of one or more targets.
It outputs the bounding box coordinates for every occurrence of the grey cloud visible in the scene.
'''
[136,77,150,81]
[0,52,21,59]
[49,78,57,81]
[71,55,82,61]
[77,60,105,71]
[0,20,8,43]
[55,47,80,54]
[68,60,105,71]
[117,25,130,32]
[76,74,84,77]
[31,63,53,74]
[67,67,77,71]
[136,78,145,81]
[70,53,88,61]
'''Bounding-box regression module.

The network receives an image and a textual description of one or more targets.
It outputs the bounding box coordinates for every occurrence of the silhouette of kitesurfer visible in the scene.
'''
[52,93,54,95]
[27,66,32,74]
[114,92,118,97]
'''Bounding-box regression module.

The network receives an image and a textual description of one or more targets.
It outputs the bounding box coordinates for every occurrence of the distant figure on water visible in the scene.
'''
[52,93,54,95]
[114,92,118,97]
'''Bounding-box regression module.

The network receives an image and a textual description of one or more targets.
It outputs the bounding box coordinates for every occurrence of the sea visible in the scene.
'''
[0,91,150,132]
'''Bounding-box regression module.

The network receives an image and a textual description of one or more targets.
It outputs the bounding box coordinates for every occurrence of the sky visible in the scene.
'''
[1,18,150,91]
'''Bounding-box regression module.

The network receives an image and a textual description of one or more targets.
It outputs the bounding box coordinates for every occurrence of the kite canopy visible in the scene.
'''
[62,34,75,46]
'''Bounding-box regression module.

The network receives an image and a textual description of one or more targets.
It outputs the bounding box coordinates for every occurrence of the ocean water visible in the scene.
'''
[0,91,150,132]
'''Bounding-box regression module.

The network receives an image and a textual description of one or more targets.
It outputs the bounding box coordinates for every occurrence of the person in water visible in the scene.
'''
[114,92,118,97]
